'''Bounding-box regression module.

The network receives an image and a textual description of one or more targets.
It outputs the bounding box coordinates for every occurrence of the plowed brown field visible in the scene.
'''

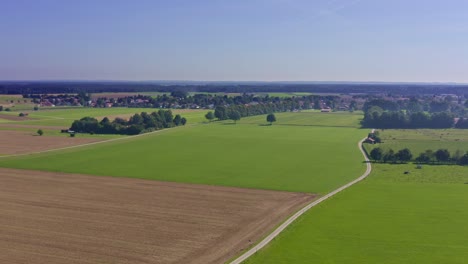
[0,130,102,155]
[0,113,34,121]
[0,168,315,264]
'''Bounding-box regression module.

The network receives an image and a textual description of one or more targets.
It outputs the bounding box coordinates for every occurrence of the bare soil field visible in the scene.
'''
[0,123,67,130]
[0,113,35,121]
[0,168,315,264]
[0,130,102,155]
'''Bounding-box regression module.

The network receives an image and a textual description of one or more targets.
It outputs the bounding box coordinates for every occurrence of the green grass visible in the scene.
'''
[239,111,362,128]
[245,163,468,264]
[0,108,206,127]
[364,129,468,155]
[0,113,366,194]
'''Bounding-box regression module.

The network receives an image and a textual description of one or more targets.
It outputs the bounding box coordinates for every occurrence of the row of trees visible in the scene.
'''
[92,93,340,111]
[362,106,457,128]
[211,103,294,122]
[369,147,468,165]
[205,111,277,125]
[70,110,186,135]
[363,98,465,115]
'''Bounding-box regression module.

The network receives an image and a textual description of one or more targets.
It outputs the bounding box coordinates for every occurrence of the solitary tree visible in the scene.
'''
[369,147,383,162]
[37,129,44,136]
[205,111,215,122]
[228,110,241,124]
[266,113,276,125]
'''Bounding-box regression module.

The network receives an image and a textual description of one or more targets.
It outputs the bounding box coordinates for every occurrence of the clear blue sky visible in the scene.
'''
[1,0,468,82]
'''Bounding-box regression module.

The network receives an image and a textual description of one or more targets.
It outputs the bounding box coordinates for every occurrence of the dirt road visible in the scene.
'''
[229,138,372,264]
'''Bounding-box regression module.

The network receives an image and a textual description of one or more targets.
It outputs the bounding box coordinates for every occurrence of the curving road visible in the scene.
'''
[229,138,372,264]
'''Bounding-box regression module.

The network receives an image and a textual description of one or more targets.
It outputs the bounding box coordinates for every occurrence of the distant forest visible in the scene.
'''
[2,81,468,96]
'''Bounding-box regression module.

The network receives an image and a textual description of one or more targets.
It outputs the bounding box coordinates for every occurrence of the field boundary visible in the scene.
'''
[229,137,372,264]
[0,125,192,159]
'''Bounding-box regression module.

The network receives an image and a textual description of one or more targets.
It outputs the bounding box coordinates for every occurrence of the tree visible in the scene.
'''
[396,148,412,163]
[0,106,3,111]
[173,114,182,126]
[205,111,215,122]
[33,106,39,111]
[369,147,383,162]
[37,129,44,136]
[181,117,187,125]
[266,113,276,125]
[452,149,463,163]
[382,149,396,163]
[228,110,241,123]
[416,150,434,164]
[435,149,450,163]
[458,153,468,165]
[214,106,227,120]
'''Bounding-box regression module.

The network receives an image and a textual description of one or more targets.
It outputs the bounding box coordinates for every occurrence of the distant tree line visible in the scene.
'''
[4,81,468,96]
[211,103,297,122]
[92,92,340,111]
[362,108,456,128]
[369,147,468,165]
[70,110,186,135]
[361,98,467,129]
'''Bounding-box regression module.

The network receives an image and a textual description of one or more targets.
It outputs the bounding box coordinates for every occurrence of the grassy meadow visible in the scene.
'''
[0,108,207,127]
[0,112,366,194]
[2,105,467,263]
[364,129,468,156]
[245,163,468,264]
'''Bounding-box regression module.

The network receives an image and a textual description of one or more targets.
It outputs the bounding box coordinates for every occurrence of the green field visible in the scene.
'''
[239,111,362,128]
[3,108,465,263]
[0,108,206,127]
[245,163,468,264]
[364,129,468,156]
[0,112,366,194]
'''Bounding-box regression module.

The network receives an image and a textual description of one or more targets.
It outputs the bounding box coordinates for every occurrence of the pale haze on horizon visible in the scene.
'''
[1,0,468,82]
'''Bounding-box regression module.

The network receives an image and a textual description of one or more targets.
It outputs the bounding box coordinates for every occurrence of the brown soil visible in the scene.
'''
[0,123,68,130]
[0,113,35,121]
[0,130,102,155]
[0,168,315,264]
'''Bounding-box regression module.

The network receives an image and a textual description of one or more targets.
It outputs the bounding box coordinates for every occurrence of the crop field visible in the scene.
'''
[0,130,105,156]
[364,129,468,155]
[0,95,35,111]
[0,112,366,194]
[0,168,313,264]
[0,110,374,263]
[245,163,468,264]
